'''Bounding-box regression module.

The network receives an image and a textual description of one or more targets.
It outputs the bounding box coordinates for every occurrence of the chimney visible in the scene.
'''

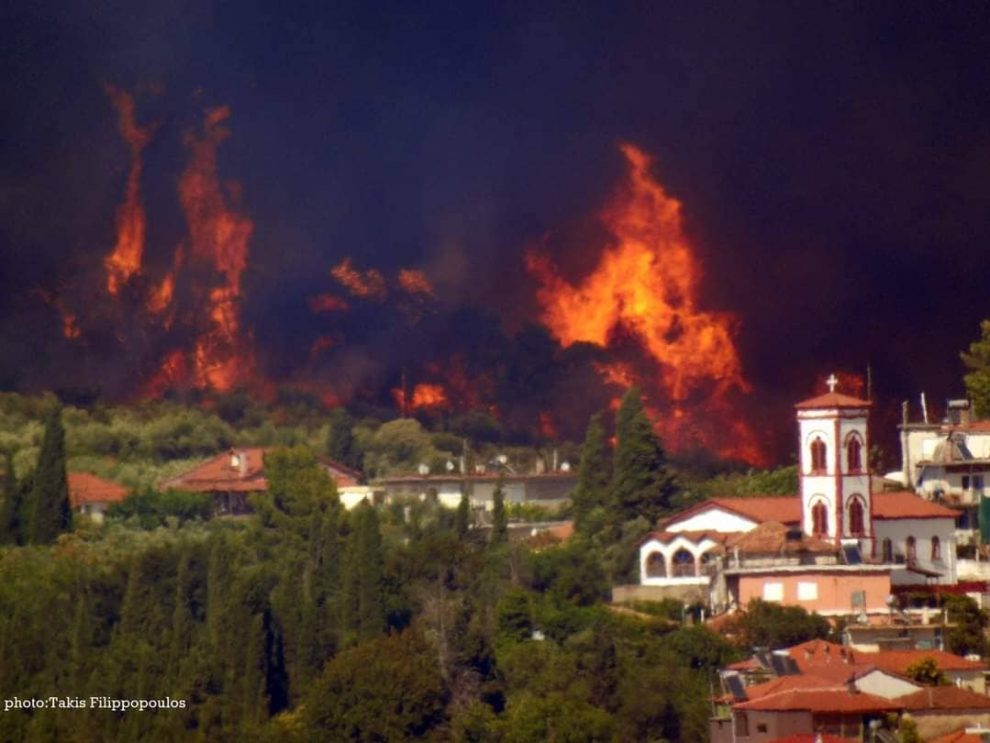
[238,450,248,477]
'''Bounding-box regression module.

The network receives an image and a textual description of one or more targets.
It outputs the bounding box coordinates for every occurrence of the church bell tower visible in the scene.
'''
[795,374,873,552]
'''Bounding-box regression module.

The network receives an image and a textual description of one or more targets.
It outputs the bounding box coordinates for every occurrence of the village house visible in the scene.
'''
[898,399,990,545]
[67,471,129,523]
[630,380,962,617]
[160,447,371,514]
[376,471,577,511]
[712,639,990,742]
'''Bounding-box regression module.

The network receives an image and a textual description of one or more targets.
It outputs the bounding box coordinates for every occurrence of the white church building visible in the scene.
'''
[637,377,961,613]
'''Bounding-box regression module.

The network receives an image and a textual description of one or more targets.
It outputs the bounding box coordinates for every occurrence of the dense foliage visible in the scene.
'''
[962,319,990,418]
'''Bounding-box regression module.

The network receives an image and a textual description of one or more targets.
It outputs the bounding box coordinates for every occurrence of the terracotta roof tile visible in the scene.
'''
[795,392,872,409]
[872,491,961,520]
[160,448,361,493]
[896,685,990,711]
[734,688,898,713]
[726,521,837,555]
[67,472,129,508]
[708,496,802,525]
[929,729,990,743]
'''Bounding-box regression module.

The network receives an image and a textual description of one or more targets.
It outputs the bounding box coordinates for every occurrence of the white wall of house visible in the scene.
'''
[639,535,720,586]
[853,669,921,699]
[873,517,957,585]
[666,508,757,533]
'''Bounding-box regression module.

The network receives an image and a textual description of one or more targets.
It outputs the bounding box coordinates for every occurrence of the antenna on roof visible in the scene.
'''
[921,392,929,424]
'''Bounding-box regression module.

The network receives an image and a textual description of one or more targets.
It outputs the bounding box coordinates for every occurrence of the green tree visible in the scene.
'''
[341,503,386,643]
[904,657,946,686]
[326,407,360,469]
[0,451,21,544]
[732,599,830,649]
[491,476,507,545]
[962,320,990,418]
[303,629,448,741]
[572,414,610,534]
[28,406,71,544]
[456,486,470,538]
[608,388,677,529]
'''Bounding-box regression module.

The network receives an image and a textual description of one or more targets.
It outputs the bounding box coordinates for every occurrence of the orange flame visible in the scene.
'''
[397,268,434,297]
[392,383,450,413]
[308,293,350,313]
[331,258,387,301]
[143,349,186,398]
[176,105,256,392]
[527,143,764,463]
[538,411,558,439]
[103,85,155,296]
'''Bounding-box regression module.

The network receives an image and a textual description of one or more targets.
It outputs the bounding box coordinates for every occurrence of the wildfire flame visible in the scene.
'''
[527,143,764,463]
[308,293,350,314]
[397,268,435,297]
[392,383,450,414]
[331,258,388,301]
[103,85,155,296]
[175,105,256,392]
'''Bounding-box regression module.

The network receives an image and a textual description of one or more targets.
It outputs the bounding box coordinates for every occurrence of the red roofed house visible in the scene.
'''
[67,472,129,523]
[713,638,990,742]
[161,448,364,515]
[636,378,961,613]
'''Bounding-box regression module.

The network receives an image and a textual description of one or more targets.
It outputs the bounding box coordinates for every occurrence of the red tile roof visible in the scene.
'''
[930,729,990,743]
[784,639,986,675]
[734,687,898,713]
[896,685,990,711]
[871,491,961,520]
[795,392,872,409]
[710,496,802,525]
[161,448,361,493]
[67,472,128,508]
[726,521,837,555]
[665,496,802,530]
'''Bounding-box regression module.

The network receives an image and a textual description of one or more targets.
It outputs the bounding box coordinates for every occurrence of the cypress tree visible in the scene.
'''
[608,387,677,527]
[341,504,386,643]
[0,451,21,545]
[28,405,71,544]
[326,407,359,469]
[455,485,470,538]
[572,413,610,534]
[491,476,507,544]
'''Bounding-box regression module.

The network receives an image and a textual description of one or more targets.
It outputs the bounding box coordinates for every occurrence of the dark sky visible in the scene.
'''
[2,2,990,457]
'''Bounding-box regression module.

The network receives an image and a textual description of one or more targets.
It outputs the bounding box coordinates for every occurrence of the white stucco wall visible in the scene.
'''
[665,508,757,533]
[873,517,957,585]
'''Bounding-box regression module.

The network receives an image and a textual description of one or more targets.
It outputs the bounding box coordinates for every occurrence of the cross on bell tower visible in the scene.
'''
[826,373,839,393]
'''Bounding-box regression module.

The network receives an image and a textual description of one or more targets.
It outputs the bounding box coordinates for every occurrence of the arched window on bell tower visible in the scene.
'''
[846,434,863,473]
[810,437,827,474]
[847,496,866,537]
[811,501,829,537]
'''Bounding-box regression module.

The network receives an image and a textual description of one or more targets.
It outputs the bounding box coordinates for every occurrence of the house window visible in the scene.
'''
[811,501,829,537]
[735,711,749,737]
[963,475,971,491]
[931,536,941,562]
[763,582,784,601]
[798,582,818,601]
[907,536,917,565]
[645,552,666,578]
[848,497,866,536]
[672,549,695,577]
[847,436,863,472]
[882,538,893,562]
[810,437,828,473]
[976,475,985,493]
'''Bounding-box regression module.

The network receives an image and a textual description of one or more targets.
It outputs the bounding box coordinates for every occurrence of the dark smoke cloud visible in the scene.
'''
[2,3,990,462]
